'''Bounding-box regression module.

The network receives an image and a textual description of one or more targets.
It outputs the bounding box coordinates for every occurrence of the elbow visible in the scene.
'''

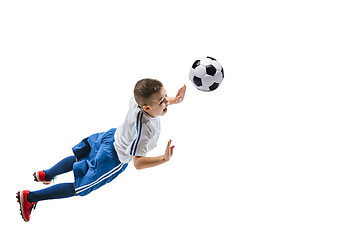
[133,157,144,170]
[134,163,143,170]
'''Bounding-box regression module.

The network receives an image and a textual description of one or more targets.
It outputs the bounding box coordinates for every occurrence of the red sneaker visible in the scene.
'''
[33,171,51,185]
[16,190,37,222]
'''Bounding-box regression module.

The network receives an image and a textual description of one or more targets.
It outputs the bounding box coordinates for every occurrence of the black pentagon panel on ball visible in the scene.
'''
[206,65,217,76]
[192,60,201,69]
[193,76,202,86]
[207,56,217,61]
[209,82,219,91]
[221,68,224,78]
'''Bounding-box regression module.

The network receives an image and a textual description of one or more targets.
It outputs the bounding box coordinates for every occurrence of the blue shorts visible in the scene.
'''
[72,128,128,196]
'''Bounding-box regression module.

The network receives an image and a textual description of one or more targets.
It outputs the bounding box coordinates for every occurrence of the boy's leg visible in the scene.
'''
[43,155,77,181]
[17,183,76,222]
[27,183,76,203]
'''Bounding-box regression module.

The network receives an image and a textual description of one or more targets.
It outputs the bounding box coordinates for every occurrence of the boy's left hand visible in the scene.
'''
[164,139,175,162]
[174,84,186,104]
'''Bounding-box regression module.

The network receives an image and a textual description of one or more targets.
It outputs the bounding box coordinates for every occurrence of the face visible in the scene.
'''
[143,87,169,117]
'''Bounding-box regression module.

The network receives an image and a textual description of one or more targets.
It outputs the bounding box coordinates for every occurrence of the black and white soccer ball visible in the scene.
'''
[189,56,224,92]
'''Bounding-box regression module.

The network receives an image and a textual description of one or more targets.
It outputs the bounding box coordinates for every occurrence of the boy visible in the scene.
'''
[17,78,186,222]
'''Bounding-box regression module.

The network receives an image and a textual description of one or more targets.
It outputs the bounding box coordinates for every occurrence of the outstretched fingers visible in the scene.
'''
[165,140,175,161]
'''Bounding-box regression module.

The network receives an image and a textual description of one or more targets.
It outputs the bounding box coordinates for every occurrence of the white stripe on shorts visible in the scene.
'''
[75,163,125,195]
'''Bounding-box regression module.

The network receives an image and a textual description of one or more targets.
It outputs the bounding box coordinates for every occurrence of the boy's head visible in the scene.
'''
[134,78,169,117]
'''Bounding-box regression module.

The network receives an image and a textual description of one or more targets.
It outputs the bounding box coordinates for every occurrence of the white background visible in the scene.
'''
[1,0,360,239]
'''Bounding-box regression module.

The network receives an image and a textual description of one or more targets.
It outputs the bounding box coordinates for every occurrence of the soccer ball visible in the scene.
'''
[189,56,224,92]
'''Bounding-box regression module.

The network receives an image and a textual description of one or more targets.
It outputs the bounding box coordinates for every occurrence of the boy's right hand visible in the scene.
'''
[164,140,175,162]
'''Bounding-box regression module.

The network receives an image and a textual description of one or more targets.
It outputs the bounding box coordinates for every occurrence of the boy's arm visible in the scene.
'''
[133,140,175,170]
[133,155,166,170]
[169,85,186,105]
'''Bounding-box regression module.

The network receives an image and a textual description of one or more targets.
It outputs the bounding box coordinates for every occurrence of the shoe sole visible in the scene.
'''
[16,191,29,222]
[33,172,51,185]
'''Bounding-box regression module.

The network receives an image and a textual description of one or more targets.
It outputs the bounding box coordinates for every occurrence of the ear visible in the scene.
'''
[143,105,151,112]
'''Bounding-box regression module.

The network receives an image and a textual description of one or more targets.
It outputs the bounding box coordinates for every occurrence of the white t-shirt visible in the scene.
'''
[114,97,161,163]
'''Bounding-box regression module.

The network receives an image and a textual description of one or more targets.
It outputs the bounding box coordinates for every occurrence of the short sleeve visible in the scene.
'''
[128,113,153,157]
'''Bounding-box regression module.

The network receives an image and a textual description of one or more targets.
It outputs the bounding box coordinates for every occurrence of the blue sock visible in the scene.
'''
[44,156,76,181]
[27,183,75,203]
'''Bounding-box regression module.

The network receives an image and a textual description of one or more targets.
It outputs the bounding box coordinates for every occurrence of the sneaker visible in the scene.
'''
[16,190,37,222]
[33,171,51,185]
